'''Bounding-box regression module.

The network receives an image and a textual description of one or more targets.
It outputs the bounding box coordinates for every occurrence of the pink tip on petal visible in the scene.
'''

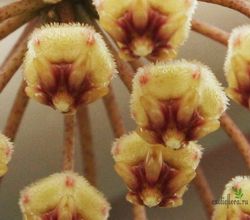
[65,176,75,188]
[87,32,95,46]
[22,194,30,205]
[139,73,150,85]
[192,70,201,80]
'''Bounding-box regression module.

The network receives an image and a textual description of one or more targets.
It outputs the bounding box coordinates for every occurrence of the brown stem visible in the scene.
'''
[56,0,76,23]
[77,106,96,186]
[0,19,38,93]
[3,81,29,140]
[192,19,229,46]
[63,114,75,171]
[199,0,250,18]
[133,205,148,220]
[0,0,46,22]
[103,86,126,138]
[220,113,250,169]
[194,168,215,218]
[0,12,37,40]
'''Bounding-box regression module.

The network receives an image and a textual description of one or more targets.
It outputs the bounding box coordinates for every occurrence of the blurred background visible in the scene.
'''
[0,0,249,219]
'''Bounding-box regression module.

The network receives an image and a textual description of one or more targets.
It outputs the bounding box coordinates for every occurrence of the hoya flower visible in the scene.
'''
[225,25,250,109]
[213,176,250,220]
[94,0,197,61]
[24,23,116,113]
[19,172,110,220]
[0,133,13,177]
[130,60,228,149]
[112,132,202,208]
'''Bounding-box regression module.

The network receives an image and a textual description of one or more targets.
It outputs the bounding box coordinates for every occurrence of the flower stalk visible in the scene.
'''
[192,19,229,46]
[0,19,37,93]
[63,114,75,171]
[0,0,46,22]
[77,106,96,185]
[0,12,37,40]
[199,0,250,18]
[194,168,215,217]
[4,81,29,141]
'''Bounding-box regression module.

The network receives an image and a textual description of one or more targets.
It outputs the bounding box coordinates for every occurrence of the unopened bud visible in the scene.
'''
[19,172,111,220]
[225,25,250,109]
[94,0,197,61]
[24,23,116,113]
[131,60,228,149]
[112,132,202,207]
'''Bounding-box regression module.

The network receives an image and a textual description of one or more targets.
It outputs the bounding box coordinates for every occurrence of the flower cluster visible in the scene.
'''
[112,60,227,207]
[225,25,250,110]
[0,133,13,177]
[19,172,111,220]
[24,23,116,113]
[112,132,202,207]
[213,176,250,220]
[95,0,197,61]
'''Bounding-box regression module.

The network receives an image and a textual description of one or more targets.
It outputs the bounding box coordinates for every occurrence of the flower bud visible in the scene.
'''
[225,25,250,109]
[213,176,250,220]
[94,0,197,61]
[24,23,116,113]
[19,172,111,220]
[130,60,228,149]
[0,134,13,177]
[112,132,202,208]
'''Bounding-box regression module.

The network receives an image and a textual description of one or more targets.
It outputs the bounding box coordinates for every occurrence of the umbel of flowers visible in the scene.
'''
[0,0,235,217]
[112,60,227,207]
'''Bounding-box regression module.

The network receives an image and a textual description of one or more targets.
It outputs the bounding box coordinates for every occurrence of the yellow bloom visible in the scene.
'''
[24,23,116,113]
[95,0,197,61]
[19,172,111,220]
[130,60,228,149]
[112,132,202,208]
[213,176,250,220]
[225,25,250,109]
[0,133,13,177]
